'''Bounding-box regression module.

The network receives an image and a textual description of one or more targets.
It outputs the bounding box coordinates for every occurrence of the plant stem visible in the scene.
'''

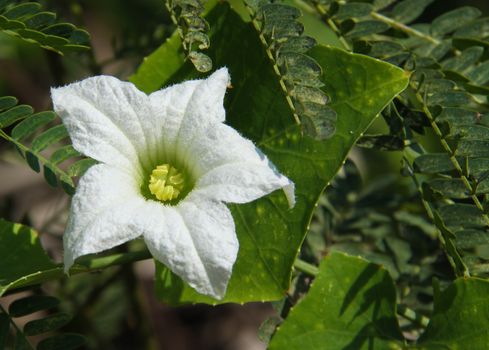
[309,0,461,56]
[4,249,153,295]
[74,249,152,270]
[293,258,319,276]
[369,12,441,46]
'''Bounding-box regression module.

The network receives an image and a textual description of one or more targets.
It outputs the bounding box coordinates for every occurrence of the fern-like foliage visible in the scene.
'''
[305,159,440,328]
[165,0,212,72]
[244,0,337,139]
[0,0,90,55]
[309,0,489,277]
[0,294,86,350]
[0,96,95,195]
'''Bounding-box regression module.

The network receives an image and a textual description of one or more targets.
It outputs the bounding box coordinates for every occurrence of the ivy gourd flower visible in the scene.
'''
[51,68,295,299]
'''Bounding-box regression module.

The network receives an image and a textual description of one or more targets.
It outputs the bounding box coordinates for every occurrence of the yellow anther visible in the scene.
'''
[148,164,186,202]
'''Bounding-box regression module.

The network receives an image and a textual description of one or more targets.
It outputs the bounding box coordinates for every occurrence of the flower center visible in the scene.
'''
[148,164,186,202]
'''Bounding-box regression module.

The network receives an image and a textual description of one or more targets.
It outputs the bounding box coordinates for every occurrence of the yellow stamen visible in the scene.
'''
[148,164,185,202]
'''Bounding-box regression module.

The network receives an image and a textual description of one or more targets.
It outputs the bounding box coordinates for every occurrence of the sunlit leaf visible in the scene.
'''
[417,278,489,348]
[0,219,57,297]
[269,252,405,349]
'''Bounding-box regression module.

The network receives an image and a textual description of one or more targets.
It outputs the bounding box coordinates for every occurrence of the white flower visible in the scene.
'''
[51,68,295,299]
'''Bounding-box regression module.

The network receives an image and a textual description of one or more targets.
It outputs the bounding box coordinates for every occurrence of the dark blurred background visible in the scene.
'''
[0,1,488,349]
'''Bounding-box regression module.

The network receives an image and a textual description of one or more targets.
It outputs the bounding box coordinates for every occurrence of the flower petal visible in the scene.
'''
[146,68,229,163]
[147,80,200,163]
[63,164,146,271]
[142,195,238,299]
[174,68,230,162]
[187,123,296,208]
[51,76,153,175]
[194,163,295,208]
[184,67,229,124]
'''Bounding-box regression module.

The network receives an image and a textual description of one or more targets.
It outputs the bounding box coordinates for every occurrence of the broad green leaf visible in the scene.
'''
[8,295,60,318]
[130,32,184,94]
[137,4,408,304]
[417,278,489,348]
[0,219,57,297]
[268,252,405,349]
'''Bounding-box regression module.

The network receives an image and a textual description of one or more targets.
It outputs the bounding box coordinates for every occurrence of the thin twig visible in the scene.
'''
[4,249,153,295]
